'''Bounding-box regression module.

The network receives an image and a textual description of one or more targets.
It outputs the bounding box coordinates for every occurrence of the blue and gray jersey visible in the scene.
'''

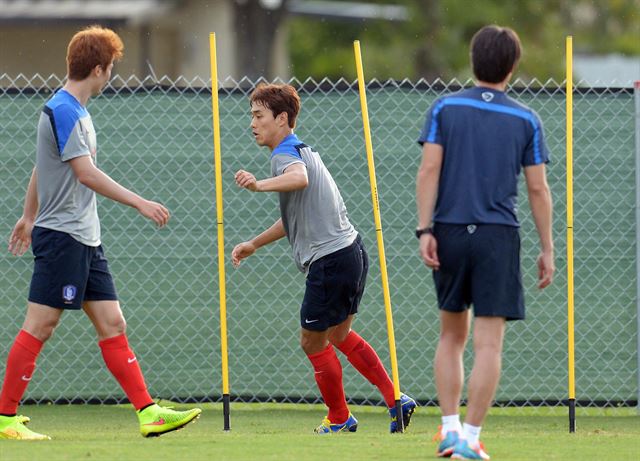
[271,134,357,274]
[418,86,550,227]
[35,89,100,246]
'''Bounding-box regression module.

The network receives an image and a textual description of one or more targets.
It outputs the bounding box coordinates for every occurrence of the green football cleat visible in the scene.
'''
[0,415,50,440]
[137,404,202,437]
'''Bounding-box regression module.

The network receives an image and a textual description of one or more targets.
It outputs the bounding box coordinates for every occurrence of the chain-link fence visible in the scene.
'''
[0,74,637,411]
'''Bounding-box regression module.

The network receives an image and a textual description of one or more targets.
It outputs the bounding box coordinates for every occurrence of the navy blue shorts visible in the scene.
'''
[432,223,524,320]
[28,226,118,310]
[300,235,368,331]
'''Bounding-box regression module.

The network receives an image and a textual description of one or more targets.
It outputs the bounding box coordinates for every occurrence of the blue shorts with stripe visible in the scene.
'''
[28,226,118,309]
[432,223,524,320]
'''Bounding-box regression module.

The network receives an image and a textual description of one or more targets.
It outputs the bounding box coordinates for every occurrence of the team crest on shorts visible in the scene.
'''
[62,285,77,303]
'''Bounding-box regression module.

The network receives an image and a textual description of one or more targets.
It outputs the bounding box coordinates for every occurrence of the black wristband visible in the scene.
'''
[415,226,433,239]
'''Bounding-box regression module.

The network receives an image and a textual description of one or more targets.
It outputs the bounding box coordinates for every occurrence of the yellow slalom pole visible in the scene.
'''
[209,32,231,431]
[566,35,576,433]
[353,40,405,432]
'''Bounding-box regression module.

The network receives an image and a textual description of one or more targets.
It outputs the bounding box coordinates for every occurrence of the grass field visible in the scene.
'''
[0,403,638,461]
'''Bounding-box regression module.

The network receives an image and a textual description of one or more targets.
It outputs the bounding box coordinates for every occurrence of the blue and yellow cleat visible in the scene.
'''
[435,428,460,457]
[388,393,417,433]
[314,413,358,434]
[451,439,490,460]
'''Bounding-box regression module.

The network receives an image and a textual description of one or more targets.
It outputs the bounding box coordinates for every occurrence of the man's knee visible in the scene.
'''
[84,301,127,339]
[104,315,127,337]
[474,337,503,356]
[23,317,59,342]
[328,327,351,346]
[22,303,63,342]
[439,329,468,348]
[300,335,317,355]
[438,310,470,348]
[94,313,127,339]
[300,330,328,355]
[473,317,506,353]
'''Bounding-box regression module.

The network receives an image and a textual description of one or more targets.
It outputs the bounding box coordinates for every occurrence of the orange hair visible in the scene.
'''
[66,25,124,80]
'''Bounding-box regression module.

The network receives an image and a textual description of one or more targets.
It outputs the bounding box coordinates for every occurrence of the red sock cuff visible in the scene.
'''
[335,330,362,355]
[98,333,128,350]
[15,330,44,356]
[306,344,336,365]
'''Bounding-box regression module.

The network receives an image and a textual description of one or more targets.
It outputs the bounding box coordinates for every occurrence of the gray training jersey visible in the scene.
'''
[270,133,357,274]
[34,89,100,246]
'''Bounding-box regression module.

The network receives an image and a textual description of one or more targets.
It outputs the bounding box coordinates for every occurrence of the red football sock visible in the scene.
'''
[0,330,43,415]
[307,344,349,423]
[99,334,153,410]
[336,331,395,407]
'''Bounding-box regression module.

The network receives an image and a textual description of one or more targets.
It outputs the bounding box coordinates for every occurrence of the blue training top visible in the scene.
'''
[418,86,550,227]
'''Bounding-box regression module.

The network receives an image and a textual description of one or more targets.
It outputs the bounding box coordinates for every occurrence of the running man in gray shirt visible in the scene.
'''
[231,83,415,434]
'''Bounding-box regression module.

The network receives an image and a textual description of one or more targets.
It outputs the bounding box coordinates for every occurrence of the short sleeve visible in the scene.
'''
[51,104,91,162]
[522,111,550,166]
[417,98,445,146]
[271,153,305,177]
[270,140,306,176]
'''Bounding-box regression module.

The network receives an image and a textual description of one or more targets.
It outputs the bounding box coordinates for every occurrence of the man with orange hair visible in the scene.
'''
[0,25,201,440]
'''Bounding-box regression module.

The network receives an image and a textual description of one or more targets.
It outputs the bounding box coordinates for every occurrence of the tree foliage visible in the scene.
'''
[288,0,639,81]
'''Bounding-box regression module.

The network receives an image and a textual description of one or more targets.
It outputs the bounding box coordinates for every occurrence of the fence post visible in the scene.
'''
[635,80,640,415]
[633,80,640,414]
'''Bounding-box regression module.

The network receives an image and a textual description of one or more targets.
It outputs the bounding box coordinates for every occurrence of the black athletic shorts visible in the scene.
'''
[300,234,368,331]
[28,226,118,310]
[432,223,524,320]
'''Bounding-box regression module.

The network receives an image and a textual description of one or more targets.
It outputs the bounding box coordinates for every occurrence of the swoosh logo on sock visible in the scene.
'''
[143,418,166,426]
[127,357,137,364]
[21,375,32,381]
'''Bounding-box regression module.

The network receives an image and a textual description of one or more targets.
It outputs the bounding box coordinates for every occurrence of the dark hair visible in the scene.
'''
[67,25,124,80]
[470,25,521,83]
[249,83,301,129]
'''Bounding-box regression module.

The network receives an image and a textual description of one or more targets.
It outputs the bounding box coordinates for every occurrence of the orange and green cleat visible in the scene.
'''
[314,413,358,434]
[0,415,50,440]
[451,439,491,460]
[434,427,460,457]
[137,404,202,437]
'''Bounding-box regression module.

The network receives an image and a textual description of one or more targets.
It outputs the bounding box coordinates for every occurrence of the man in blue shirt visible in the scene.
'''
[416,25,554,460]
